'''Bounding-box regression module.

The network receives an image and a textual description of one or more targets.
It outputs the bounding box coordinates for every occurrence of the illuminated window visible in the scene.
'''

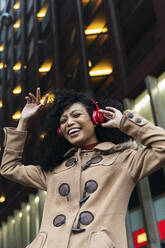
[13,61,21,71]
[39,59,53,74]
[0,195,6,203]
[37,4,48,22]
[88,60,92,67]
[40,133,46,139]
[13,85,22,94]
[13,19,21,30]
[89,68,112,77]
[13,1,20,10]
[85,27,108,36]
[89,60,113,77]
[82,0,90,6]
[0,100,3,108]
[40,93,55,104]
[0,44,4,52]
[0,62,3,69]
[12,110,21,120]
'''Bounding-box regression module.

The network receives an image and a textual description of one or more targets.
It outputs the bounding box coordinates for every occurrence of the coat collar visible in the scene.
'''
[94,140,138,154]
[64,140,137,157]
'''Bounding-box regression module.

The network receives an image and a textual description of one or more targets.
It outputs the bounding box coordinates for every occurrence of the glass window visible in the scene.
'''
[133,89,154,123]
[158,72,165,106]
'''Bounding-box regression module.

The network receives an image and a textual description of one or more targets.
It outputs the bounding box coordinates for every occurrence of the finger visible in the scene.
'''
[36,88,41,104]
[105,107,116,117]
[99,110,115,120]
[25,96,31,104]
[99,109,114,115]
[37,104,45,112]
[105,106,116,112]
[43,94,49,105]
[102,114,114,121]
[29,93,36,103]
[101,121,113,128]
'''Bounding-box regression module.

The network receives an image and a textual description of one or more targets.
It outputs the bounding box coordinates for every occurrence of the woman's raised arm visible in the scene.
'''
[0,88,49,190]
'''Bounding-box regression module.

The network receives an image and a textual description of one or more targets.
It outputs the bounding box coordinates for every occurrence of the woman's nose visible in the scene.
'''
[67,117,74,126]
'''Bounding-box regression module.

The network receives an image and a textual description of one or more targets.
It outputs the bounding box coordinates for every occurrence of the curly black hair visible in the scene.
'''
[39,89,131,172]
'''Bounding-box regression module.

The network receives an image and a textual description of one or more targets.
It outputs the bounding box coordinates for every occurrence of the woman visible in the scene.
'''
[1,88,165,248]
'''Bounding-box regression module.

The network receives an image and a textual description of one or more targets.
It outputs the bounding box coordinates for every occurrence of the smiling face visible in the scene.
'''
[59,103,98,147]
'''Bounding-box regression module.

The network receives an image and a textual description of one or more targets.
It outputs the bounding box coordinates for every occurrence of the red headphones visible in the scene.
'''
[90,99,104,126]
[57,127,62,136]
[57,99,104,136]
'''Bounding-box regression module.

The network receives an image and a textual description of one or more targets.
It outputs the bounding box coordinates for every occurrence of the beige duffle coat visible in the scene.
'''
[1,109,165,248]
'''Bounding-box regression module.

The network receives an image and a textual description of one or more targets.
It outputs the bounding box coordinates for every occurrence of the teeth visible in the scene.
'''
[68,128,80,135]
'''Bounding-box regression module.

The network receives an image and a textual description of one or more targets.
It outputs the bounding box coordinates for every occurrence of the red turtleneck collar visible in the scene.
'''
[81,142,99,150]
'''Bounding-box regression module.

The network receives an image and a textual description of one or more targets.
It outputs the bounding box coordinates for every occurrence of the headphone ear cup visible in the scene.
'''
[92,110,99,125]
[92,110,104,126]
[57,127,62,136]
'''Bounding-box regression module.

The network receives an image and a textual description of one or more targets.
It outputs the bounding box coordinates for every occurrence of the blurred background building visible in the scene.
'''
[0,0,165,247]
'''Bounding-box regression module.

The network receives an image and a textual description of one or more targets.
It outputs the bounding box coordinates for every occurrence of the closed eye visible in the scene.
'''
[59,119,67,125]
[73,113,81,118]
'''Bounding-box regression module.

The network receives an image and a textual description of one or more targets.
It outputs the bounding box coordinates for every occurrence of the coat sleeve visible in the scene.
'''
[120,110,165,182]
[0,127,48,190]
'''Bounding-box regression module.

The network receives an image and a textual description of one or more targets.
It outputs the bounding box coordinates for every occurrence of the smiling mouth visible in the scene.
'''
[68,128,81,136]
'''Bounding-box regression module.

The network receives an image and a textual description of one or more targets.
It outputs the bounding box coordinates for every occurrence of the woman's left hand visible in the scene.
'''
[99,107,123,129]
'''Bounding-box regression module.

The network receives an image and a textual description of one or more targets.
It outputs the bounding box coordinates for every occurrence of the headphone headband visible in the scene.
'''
[90,99,100,111]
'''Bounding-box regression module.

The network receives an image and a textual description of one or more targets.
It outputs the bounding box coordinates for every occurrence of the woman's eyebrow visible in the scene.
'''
[71,109,82,114]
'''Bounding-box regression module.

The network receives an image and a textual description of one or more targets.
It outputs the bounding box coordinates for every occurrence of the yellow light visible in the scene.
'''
[14,1,20,10]
[0,45,4,52]
[13,61,21,71]
[40,133,46,139]
[37,5,47,21]
[0,196,5,203]
[88,60,92,67]
[0,100,3,108]
[13,19,21,30]
[39,60,53,73]
[12,110,21,120]
[82,0,90,3]
[0,62,4,69]
[85,27,108,35]
[40,93,55,104]
[13,85,22,94]
[137,232,147,244]
[89,68,113,77]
